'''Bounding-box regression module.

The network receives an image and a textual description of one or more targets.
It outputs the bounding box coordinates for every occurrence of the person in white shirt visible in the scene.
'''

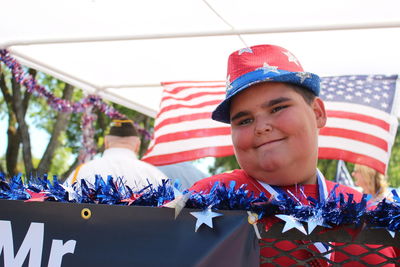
[65,119,168,190]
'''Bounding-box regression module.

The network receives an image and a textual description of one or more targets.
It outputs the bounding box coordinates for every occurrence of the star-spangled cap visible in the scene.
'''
[108,119,138,137]
[212,44,321,123]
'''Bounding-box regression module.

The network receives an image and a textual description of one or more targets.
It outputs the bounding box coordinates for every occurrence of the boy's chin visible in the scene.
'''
[256,176,313,186]
[250,169,316,186]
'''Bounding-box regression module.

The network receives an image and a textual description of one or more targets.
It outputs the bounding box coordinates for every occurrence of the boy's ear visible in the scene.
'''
[104,136,110,149]
[134,137,141,154]
[312,97,327,128]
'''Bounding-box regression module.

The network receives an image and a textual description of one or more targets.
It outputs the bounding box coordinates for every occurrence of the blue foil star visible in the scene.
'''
[190,208,223,232]
[276,214,307,235]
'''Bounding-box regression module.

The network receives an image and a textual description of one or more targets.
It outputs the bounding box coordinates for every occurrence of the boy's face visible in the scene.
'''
[229,82,326,185]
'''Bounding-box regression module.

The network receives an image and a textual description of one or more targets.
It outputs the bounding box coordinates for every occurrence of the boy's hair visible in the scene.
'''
[287,84,316,105]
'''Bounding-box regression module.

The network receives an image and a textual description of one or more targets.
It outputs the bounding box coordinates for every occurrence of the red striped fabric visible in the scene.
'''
[142,76,398,174]
[318,75,399,174]
[142,81,232,165]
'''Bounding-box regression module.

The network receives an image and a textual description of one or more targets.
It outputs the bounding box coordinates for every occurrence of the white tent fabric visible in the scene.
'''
[1,0,400,117]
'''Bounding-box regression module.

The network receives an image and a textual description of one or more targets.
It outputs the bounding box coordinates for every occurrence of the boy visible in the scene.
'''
[189,45,396,266]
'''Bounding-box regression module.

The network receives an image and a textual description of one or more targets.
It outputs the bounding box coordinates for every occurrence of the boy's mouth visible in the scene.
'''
[255,137,286,148]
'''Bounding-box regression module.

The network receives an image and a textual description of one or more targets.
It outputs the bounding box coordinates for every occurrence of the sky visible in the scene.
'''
[0,117,50,159]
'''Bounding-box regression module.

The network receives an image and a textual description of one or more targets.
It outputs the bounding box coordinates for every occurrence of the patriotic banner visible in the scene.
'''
[142,81,233,165]
[318,75,399,174]
[0,200,258,267]
[143,75,399,173]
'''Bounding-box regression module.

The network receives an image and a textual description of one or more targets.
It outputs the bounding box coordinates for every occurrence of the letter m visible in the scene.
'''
[0,220,44,267]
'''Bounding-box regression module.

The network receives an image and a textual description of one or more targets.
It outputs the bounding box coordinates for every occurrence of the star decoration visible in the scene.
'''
[283,51,300,66]
[60,184,78,201]
[296,72,312,83]
[226,75,233,91]
[238,47,253,55]
[276,214,307,235]
[190,208,223,232]
[257,62,280,74]
[164,191,192,219]
[24,190,48,202]
[306,215,331,234]
[388,230,396,238]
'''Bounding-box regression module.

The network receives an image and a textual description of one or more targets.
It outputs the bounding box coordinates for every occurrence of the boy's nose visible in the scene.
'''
[255,123,272,135]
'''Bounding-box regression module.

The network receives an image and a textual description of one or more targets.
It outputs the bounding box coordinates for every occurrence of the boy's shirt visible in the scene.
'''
[189,169,397,266]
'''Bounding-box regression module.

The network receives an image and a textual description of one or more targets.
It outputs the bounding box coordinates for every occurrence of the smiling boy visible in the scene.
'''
[189,44,396,266]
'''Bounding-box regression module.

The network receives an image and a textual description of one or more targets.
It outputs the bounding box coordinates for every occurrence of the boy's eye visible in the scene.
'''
[271,105,288,113]
[238,118,253,126]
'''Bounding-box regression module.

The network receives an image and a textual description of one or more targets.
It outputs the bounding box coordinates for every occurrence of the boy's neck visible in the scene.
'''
[301,174,318,185]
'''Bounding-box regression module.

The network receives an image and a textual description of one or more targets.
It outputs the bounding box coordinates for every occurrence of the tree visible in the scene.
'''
[387,125,400,187]
[0,62,154,182]
[0,63,75,177]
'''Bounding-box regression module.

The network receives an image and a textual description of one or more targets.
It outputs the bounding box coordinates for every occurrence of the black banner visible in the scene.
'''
[0,199,259,267]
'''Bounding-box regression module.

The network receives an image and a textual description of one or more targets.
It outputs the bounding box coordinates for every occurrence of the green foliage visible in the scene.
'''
[48,146,74,178]
[0,64,156,177]
[387,125,400,187]
[208,155,240,175]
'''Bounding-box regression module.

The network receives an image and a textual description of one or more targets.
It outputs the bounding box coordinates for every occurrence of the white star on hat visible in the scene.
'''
[238,47,253,55]
[296,72,312,83]
[257,62,280,74]
[283,51,300,66]
[226,75,233,91]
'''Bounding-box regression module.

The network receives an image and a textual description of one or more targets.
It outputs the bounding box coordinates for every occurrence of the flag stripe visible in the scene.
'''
[326,117,391,140]
[318,136,388,166]
[162,81,225,86]
[163,84,225,95]
[156,105,217,125]
[318,148,386,175]
[158,100,222,115]
[154,112,212,131]
[319,127,388,151]
[160,94,225,110]
[144,146,234,166]
[324,102,394,122]
[145,135,233,158]
[162,91,225,103]
[154,118,228,137]
[326,110,390,131]
[152,127,231,144]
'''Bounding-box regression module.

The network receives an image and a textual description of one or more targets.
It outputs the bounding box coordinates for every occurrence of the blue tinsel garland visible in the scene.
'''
[1,173,399,231]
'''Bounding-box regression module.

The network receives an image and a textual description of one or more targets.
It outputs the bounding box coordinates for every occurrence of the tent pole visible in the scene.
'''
[3,21,400,47]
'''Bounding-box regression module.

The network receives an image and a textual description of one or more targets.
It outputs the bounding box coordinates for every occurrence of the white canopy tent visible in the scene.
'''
[1,0,400,117]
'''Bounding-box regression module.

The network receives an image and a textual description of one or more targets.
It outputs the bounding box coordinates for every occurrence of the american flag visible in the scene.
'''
[335,160,355,187]
[143,75,399,173]
[319,75,399,174]
[142,81,233,165]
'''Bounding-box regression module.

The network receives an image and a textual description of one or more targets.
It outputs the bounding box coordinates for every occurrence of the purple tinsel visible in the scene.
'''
[0,49,153,163]
[0,49,151,138]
